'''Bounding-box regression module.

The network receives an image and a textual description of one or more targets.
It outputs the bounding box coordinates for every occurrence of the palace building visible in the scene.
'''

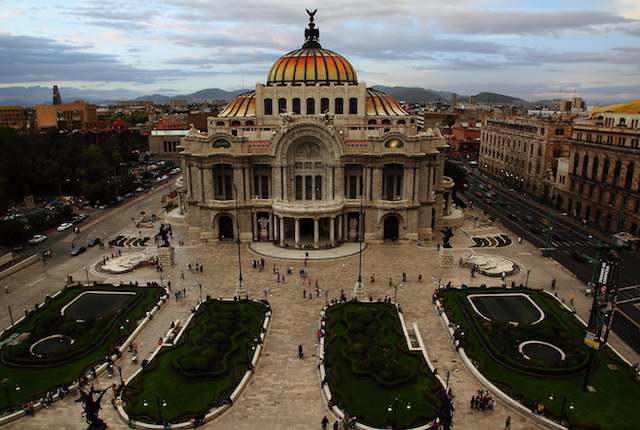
[177,12,458,247]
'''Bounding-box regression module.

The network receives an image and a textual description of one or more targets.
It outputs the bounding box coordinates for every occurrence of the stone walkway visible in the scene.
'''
[1,206,638,430]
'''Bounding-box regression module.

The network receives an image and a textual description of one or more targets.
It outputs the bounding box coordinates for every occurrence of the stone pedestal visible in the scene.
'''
[157,246,174,266]
[439,247,454,268]
[353,279,367,301]
[235,279,247,300]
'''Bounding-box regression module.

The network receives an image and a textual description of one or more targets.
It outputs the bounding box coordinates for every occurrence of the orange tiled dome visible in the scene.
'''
[266,11,357,86]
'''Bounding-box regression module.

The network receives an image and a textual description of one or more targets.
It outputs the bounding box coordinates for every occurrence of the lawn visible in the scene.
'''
[439,287,640,430]
[324,302,444,429]
[122,300,268,424]
[0,284,163,413]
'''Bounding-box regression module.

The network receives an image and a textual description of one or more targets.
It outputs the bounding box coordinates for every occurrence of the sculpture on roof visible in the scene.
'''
[306,9,317,21]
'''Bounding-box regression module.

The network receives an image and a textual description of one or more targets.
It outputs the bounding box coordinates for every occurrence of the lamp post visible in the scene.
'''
[549,393,574,425]
[116,365,124,386]
[388,397,411,430]
[6,305,13,327]
[143,395,167,424]
[391,283,403,303]
[2,384,20,413]
[83,266,90,286]
[243,338,258,370]
[233,184,246,299]
[353,182,366,300]
[325,289,329,304]
[525,269,533,288]
[58,178,70,197]
[195,282,202,303]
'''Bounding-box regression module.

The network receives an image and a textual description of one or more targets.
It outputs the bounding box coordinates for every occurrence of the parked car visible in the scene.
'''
[28,234,47,245]
[70,246,86,256]
[57,222,74,231]
[124,192,134,198]
[87,237,101,247]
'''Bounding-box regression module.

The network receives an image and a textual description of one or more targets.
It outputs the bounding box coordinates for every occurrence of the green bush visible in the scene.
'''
[350,322,366,334]
[181,356,195,371]
[193,357,209,371]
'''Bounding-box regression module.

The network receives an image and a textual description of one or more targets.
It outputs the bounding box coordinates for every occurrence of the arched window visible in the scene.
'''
[278,98,287,113]
[625,163,635,190]
[335,98,344,114]
[306,98,315,115]
[368,119,377,124]
[213,164,233,200]
[216,121,225,126]
[382,119,391,124]
[264,99,273,115]
[573,153,580,175]
[292,98,301,114]
[231,120,241,126]
[320,98,330,113]
[349,97,358,114]
[613,161,622,187]
[591,157,599,180]
[397,119,406,124]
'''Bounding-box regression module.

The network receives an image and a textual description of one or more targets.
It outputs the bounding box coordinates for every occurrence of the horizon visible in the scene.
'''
[1,1,639,106]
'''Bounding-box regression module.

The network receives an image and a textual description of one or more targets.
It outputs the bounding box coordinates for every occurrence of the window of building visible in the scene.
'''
[613,161,622,187]
[577,133,583,140]
[573,153,580,175]
[278,98,287,113]
[555,128,564,135]
[631,119,638,128]
[382,119,391,124]
[591,157,599,180]
[335,98,344,114]
[398,119,406,124]
[213,139,231,148]
[596,135,603,143]
[632,139,639,148]
[231,120,241,126]
[586,134,592,142]
[606,136,614,144]
[213,164,233,200]
[321,98,329,113]
[349,98,358,114]
[619,137,626,146]
[382,163,403,200]
[292,98,301,114]
[582,154,589,177]
[216,121,225,126]
[245,120,254,125]
[306,98,315,115]
[264,99,273,115]
[253,164,270,199]
[368,119,377,124]
[625,163,634,190]
[602,158,610,183]
[344,164,363,199]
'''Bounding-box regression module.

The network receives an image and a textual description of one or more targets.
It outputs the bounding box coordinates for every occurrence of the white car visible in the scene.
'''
[28,234,47,245]
[57,222,74,231]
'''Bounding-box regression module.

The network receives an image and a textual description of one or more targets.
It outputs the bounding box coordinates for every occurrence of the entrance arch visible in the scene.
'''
[383,216,400,240]
[219,215,234,239]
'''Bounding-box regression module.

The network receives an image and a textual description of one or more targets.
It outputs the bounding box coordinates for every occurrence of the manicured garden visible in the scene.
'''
[324,302,444,429]
[439,287,640,430]
[122,300,268,424]
[0,284,163,413]
[109,235,150,247]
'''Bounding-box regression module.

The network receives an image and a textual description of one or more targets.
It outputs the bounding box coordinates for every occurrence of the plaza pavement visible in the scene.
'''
[1,205,638,430]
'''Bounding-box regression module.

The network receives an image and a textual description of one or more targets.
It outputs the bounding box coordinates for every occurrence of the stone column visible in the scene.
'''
[405,166,415,202]
[269,212,274,241]
[279,216,285,246]
[202,166,213,202]
[313,218,319,248]
[252,211,258,240]
[294,218,300,248]
[372,166,382,201]
[329,216,335,244]
[282,166,289,201]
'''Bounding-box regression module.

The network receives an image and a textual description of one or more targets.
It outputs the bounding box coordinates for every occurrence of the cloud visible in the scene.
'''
[427,8,637,36]
[0,33,175,85]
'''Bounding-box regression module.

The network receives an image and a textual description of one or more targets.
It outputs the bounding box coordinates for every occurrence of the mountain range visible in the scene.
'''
[0,85,545,108]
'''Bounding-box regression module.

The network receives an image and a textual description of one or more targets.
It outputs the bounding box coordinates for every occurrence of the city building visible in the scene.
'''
[176,12,458,245]
[36,100,98,131]
[0,106,26,130]
[479,115,573,202]
[446,125,481,161]
[553,101,640,234]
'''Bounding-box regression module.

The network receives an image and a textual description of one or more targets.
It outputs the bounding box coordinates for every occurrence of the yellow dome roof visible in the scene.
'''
[266,10,357,86]
[592,100,640,114]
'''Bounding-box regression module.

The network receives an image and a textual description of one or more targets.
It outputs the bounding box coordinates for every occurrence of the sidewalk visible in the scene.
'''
[1,206,637,430]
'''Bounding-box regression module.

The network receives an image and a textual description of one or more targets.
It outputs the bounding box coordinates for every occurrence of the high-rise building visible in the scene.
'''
[175,12,458,245]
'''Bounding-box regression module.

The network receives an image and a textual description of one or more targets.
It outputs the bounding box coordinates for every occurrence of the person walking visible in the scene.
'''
[3,284,8,294]
[505,415,511,429]
[321,416,329,429]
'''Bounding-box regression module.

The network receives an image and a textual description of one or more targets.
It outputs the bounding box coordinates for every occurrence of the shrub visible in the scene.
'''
[60,321,78,335]
[181,356,195,371]
[358,314,375,325]
[211,332,228,343]
[194,357,209,371]
[350,322,366,334]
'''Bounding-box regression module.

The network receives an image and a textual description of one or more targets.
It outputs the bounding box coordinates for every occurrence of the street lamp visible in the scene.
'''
[58,178,70,197]
[2,384,20,413]
[233,184,246,299]
[5,304,14,327]
[548,393,574,425]
[525,269,533,288]
[143,395,167,424]
[324,289,329,304]
[391,283,404,303]
[83,266,90,286]
[388,397,411,430]
[195,282,202,303]
[243,338,258,370]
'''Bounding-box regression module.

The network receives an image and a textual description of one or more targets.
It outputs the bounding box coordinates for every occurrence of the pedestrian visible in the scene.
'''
[505,416,511,429]
[298,344,303,358]
[370,274,375,283]
[570,295,575,305]
[321,416,329,429]
[303,289,306,298]
[3,284,8,294]
[333,420,339,430]
[180,270,185,279]
[551,278,556,289]
[518,236,522,243]
[418,274,422,282]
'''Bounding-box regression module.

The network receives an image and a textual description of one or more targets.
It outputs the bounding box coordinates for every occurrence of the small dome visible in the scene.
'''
[218,91,256,117]
[366,89,409,116]
[266,11,357,86]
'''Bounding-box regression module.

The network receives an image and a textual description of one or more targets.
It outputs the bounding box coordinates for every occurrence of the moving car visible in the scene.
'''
[70,246,86,256]
[57,222,74,231]
[87,237,101,247]
[28,234,47,245]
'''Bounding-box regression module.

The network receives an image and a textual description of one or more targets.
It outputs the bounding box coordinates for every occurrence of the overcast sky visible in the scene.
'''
[1,0,639,105]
